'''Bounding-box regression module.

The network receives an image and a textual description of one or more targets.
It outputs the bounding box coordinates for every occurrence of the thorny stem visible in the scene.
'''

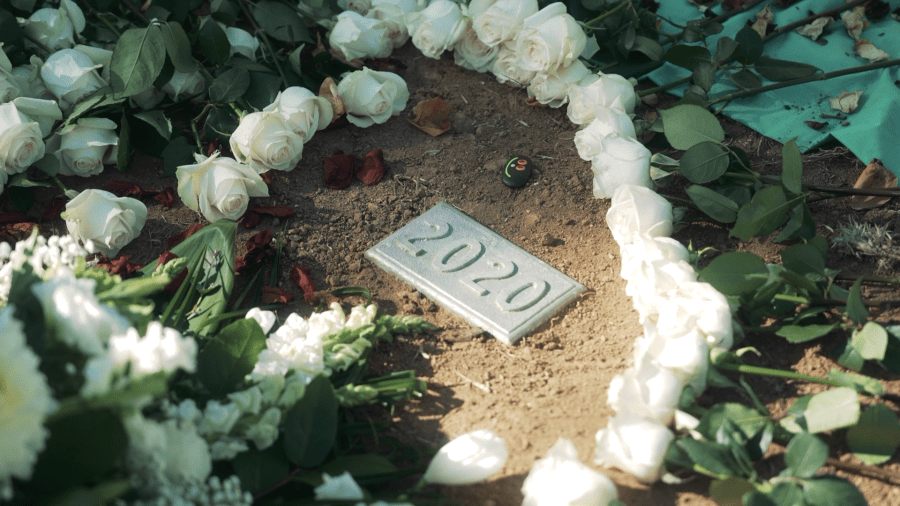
[716,363,849,390]
[584,0,632,28]
[761,0,869,43]
[119,0,150,25]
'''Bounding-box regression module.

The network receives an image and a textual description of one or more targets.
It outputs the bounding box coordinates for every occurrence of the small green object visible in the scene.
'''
[501,155,535,188]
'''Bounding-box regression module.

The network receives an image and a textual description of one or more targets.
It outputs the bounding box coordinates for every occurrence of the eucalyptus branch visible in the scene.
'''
[761,0,868,43]
[716,362,850,391]
[119,0,150,25]
[708,58,900,105]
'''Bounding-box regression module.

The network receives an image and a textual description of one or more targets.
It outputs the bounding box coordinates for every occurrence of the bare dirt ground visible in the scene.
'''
[35,42,900,505]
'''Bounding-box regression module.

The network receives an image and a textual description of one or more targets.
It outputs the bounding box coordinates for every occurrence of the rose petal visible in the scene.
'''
[356,148,385,186]
[324,153,357,189]
[290,264,316,304]
[241,211,262,229]
[408,97,451,136]
[153,187,175,207]
[261,285,294,304]
[106,179,141,196]
[246,229,273,254]
[93,255,142,278]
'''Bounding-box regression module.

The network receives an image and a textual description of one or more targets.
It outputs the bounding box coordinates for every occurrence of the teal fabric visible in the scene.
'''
[645,0,900,176]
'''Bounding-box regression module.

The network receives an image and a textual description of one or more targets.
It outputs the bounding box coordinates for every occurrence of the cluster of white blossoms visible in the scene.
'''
[0,232,88,305]
[593,185,735,483]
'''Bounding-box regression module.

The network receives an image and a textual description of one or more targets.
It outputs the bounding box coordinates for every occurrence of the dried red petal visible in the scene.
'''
[261,285,295,304]
[167,223,205,248]
[246,229,273,253]
[107,179,142,197]
[290,264,317,304]
[250,205,296,218]
[154,187,176,207]
[324,153,357,189]
[356,148,386,186]
[0,212,30,224]
[41,197,68,222]
[261,172,273,185]
[234,256,248,275]
[242,211,261,229]
[94,255,142,278]
[0,222,39,242]
[157,250,179,267]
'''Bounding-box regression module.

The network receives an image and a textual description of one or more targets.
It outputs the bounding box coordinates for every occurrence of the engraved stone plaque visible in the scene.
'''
[365,201,584,344]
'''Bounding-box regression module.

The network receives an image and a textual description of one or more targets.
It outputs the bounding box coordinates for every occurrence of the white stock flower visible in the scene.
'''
[526,60,593,108]
[0,102,45,179]
[423,429,508,485]
[594,412,673,483]
[406,0,467,59]
[607,358,682,425]
[345,304,377,330]
[177,152,269,223]
[491,41,536,87]
[228,386,263,416]
[606,184,673,245]
[472,0,538,47]
[315,471,365,500]
[197,400,242,436]
[108,322,197,376]
[521,438,618,506]
[244,406,281,450]
[590,133,652,199]
[330,11,393,61]
[0,306,55,484]
[226,27,260,61]
[264,86,333,143]
[573,110,636,161]
[230,111,305,173]
[245,307,277,334]
[453,19,499,73]
[0,233,88,306]
[567,73,637,125]
[124,414,212,492]
[248,311,325,382]
[23,0,86,51]
[515,2,586,73]
[12,97,63,137]
[61,189,147,257]
[31,266,129,355]
[40,48,106,109]
[162,70,206,102]
[46,117,117,177]
[338,67,409,127]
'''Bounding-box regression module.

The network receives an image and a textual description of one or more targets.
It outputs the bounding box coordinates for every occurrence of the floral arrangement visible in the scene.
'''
[2,0,900,505]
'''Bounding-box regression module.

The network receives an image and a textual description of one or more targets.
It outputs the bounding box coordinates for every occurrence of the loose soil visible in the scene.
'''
[30,42,900,505]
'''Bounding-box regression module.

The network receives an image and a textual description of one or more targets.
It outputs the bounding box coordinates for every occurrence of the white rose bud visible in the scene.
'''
[453,19,499,73]
[61,189,147,257]
[40,48,107,109]
[0,102,46,179]
[654,281,734,351]
[573,110,637,161]
[473,0,538,47]
[45,117,118,177]
[526,59,593,108]
[264,86,333,143]
[516,2,586,73]
[607,358,683,425]
[23,0,86,51]
[176,152,269,223]
[491,41,536,87]
[406,0,466,59]
[590,133,652,199]
[12,97,63,137]
[337,67,409,128]
[226,27,260,61]
[162,70,207,102]
[594,412,674,483]
[521,438,618,506]
[329,11,393,61]
[606,184,673,245]
[229,111,304,173]
[423,429,508,485]
[567,72,637,125]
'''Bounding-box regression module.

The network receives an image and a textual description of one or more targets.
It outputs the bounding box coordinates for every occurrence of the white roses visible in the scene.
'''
[264,86,334,143]
[422,429,508,485]
[406,0,466,59]
[47,118,118,177]
[176,152,269,223]
[472,0,538,48]
[0,102,46,182]
[515,2,586,73]
[40,47,108,110]
[522,438,618,506]
[337,67,409,127]
[229,111,304,173]
[61,189,147,257]
[23,0,86,51]
[329,11,393,61]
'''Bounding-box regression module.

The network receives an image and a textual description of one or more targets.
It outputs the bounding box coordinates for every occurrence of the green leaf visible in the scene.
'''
[664,45,711,70]
[730,69,762,90]
[804,387,860,433]
[29,409,128,497]
[205,107,240,141]
[160,21,198,72]
[232,444,291,493]
[0,8,25,51]
[784,432,827,478]
[33,152,59,177]
[730,186,792,241]
[676,439,746,477]
[850,321,887,360]
[630,35,663,61]
[244,71,283,110]
[882,327,900,373]
[754,56,819,82]
[699,251,767,296]
[686,184,739,223]
[780,243,824,276]
[251,0,312,43]
[322,454,399,478]
[802,476,867,506]
[696,403,770,442]
[198,16,231,66]
[6,174,53,188]
[826,369,885,396]
[284,375,338,467]
[209,67,251,104]
[678,141,730,184]
[110,26,167,98]
[733,25,763,64]
[64,92,125,124]
[714,36,739,62]
[288,45,304,76]
[692,61,717,92]
[845,277,867,325]
[161,136,196,177]
[742,491,777,506]
[709,477,755,506]
[132,110,173,140]
[766,482,806,506]
[781,138,803,194]
[776,324,837,343]
[846,403,900,465]
[836,341,865,372]
[660,104,725,150]
[196,318,266,396]
[775,203,816,243]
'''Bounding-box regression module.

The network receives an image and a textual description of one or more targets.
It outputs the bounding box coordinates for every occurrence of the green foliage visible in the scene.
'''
[664,45,711,70]
[685,184,739,223]
[198,16,231,66]
[846,404,900,465]
[784,432,827,478]
[161,136,196,177]
[110,26,167,98]
[733,26,763,65]
[196,318,267,396]
[660,104,725,150]
[850,322,887,360]
[160,21,198,72]
[209,67,251,104]
[730,186,795,240]
[251,1,312,44]
[754,56,820,82]
[679,142,730,184]
[283,375,338,467]
[699,252,767,296]
[804,388,860,433]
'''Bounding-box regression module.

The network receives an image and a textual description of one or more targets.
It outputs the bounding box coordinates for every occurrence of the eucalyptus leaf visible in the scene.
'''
[685,184,739,223]
[110,26,167,98]
[846,403,900,465]
[284,375,338,467]
[850,321,887,361]
[209,67,251,104]
[660,104,725,150]
[784,432,827,478]
[804,387,860,433]
[754,56,820,82]
[698,251,767,296]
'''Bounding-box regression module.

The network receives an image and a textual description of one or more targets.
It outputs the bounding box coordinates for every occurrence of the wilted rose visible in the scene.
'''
[46,117,118,177]
[590,133,652,199]
[594,412,674,483]
[406,0,467,59]
[230,111,305,173]
[515,2,586,73]
[329,11,393,61]
[61,189,147,257]
[423,429,508,485]
[177,152,270,223]
[337,67,409,128]
[521,438,618,506]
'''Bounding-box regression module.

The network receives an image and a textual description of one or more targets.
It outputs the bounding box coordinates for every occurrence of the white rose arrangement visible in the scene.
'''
[229,111,305,173]
[590,133,653,199]
[61,189,147,257]
[337,67,409,128]
[526,59,593,108]
[471,0,538,48]
[10,56,56,102]
[176,151,269,223]
[0,47,21,104]
[453,18,499,73]
[46,117,118,177]
[521,438,618,506]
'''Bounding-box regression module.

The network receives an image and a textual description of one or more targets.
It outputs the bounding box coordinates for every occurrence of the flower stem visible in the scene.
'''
[716,362,848,389]
[95,13,123,39]
[191,103,213,151]
[708,59,900,105]
[584,0,632,27]
[761,0,868,44]
[119,0,150,25]
[637,75,692,97]
[659,0,768,46]
[51,176,70,196]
